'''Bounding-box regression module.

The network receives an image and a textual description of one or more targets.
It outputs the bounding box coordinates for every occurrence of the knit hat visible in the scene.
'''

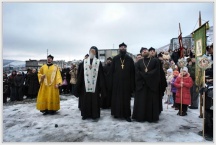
[173,70,179,77]
[181,67,188,73]
[167,68,173,73]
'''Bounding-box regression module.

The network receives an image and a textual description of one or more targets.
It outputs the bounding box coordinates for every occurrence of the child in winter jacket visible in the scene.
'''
[165,68,173,104]
[171,70,179,110]
[174,67,193,116]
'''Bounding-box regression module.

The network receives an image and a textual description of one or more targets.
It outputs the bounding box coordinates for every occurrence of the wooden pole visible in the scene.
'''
[199,91,203,118]
[180,72,183,116]
[203,71,205,138]
[199,11,203,118]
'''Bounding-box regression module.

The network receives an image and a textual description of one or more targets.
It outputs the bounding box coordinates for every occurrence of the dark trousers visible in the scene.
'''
[172,93,177,107]
[71,84,75,95]
[10,86,17,101]
[190,84,199,107]
[176,103,188,113]
[204,109,213,137]
[3,94,8,103]
[16,86,23,101]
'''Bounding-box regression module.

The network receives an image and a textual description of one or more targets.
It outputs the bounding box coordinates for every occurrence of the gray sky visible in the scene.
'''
[2,2,214,61]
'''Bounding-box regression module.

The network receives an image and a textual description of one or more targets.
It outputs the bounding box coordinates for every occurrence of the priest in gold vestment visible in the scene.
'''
[36,55,62,115]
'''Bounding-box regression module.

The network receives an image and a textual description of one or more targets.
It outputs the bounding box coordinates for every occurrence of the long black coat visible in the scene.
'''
[100,63,112,109]
[157,58,167,114]
[171,51,180,64]
[110,54,135,118]
[132,57,160,122]
[28,73,40,96]
[74,60,106,119]
[77,61,84,109]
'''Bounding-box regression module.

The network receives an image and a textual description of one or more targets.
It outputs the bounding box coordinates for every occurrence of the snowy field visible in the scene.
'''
[2,94,212,143]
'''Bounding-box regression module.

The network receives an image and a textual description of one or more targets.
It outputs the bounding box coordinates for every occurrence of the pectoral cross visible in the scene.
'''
[121,64,124,69]
[145,68,148,72]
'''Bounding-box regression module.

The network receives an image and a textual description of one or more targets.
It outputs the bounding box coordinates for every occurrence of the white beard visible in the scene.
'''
[89,53,95,59]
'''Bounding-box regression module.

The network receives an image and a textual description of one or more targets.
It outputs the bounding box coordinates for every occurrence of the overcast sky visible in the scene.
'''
[2,2,214,61]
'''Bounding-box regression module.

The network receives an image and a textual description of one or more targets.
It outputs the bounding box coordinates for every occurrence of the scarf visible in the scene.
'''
[84,57,100,93]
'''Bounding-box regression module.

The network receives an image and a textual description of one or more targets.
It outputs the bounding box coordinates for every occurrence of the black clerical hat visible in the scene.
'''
[140,47,148,53]
[47,54,54,60]
[119,42,127,48]
[107,57,113,61]
[148,47,155,51]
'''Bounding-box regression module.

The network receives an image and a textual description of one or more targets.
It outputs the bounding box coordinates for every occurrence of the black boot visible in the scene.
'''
[125,117,132,122]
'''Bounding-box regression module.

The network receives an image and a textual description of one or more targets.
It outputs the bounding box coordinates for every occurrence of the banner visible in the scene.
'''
[178,33,184,58]
[192,23,207,88]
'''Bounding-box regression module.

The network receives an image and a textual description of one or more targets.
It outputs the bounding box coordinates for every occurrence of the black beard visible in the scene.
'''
[120,50,126,55]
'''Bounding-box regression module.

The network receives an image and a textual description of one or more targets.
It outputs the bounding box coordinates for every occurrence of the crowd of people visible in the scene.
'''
[3,43,213,141]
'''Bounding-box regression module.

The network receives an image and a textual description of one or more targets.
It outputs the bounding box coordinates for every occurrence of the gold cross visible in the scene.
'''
[121,64,124,69]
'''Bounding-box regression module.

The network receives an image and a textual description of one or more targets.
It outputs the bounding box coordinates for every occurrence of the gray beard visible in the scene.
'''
[89,53,95,59]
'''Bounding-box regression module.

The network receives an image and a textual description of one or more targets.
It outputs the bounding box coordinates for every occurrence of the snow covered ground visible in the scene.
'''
[2,94,212,142]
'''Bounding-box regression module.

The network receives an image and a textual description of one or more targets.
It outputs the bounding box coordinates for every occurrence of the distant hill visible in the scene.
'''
[3,59,25,68]
[3,59,16,66]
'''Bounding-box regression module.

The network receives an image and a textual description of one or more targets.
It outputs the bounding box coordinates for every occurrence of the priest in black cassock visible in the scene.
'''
[100,57,113,109]
[77,54,89,110]
[132,47,161,122]
[148,47,167,114]
[110,42,135,122]
[74,46,106,121]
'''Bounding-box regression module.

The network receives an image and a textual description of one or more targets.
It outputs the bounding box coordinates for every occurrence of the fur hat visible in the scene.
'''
[162,52,170,60]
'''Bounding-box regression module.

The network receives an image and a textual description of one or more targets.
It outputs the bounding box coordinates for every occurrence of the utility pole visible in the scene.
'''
[47,49,48,57]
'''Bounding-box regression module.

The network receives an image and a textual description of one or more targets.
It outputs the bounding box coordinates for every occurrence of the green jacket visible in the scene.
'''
[188,63,195,81]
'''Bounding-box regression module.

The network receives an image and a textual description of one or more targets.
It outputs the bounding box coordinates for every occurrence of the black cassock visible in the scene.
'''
[110,54,135,118]
[77,61,84,109]
[100,63,112,109]
[132,57,160,122]
[74,60,106,119]
[157,59,167,114]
